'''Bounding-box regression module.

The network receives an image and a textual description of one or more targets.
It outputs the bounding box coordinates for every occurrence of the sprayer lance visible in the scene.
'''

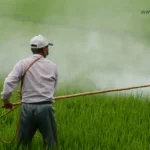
[1,84,150,108]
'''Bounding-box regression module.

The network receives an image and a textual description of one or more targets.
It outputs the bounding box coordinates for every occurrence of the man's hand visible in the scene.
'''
[2,99,13,109]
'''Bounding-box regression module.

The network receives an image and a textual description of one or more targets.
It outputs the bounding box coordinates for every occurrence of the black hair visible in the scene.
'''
[31,45,48,54]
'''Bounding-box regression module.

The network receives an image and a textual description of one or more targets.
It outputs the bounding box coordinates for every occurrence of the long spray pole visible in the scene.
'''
[3,84,150,107]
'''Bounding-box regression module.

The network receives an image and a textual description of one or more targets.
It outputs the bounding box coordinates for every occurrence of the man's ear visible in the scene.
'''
[43,47,47,52]
[42,47,48,57]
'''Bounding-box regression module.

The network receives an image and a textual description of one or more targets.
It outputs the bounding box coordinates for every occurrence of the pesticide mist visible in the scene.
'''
[0,0,150,94]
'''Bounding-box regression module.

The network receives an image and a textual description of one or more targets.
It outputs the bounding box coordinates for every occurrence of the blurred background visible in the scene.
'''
[0,0,150,93]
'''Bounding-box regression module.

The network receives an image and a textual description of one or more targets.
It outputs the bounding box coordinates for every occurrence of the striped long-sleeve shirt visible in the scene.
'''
[1,54,58,103]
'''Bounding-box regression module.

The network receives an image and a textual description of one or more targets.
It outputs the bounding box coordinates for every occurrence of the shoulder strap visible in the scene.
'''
[19,55,43,99]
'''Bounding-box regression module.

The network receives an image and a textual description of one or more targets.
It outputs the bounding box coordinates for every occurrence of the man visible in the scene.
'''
[1,35,58,149]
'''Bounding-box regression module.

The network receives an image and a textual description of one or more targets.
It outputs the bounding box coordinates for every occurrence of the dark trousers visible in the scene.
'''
[17,102,58,149]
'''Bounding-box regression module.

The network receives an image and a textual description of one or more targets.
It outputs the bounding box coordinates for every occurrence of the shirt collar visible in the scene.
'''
[33,54,43,58]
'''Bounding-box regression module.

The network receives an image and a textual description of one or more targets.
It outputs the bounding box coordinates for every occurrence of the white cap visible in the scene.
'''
[30,35,53,49]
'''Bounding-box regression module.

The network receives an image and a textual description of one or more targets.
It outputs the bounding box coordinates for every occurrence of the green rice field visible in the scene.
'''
[0,83,150,150]
[1,0,150,149]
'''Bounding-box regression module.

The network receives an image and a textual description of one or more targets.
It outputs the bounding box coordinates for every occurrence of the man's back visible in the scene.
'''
[20,54,58,103]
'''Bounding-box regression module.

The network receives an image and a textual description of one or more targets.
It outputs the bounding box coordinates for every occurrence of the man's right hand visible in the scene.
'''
[2,99,13,109]
[2,103,13,109]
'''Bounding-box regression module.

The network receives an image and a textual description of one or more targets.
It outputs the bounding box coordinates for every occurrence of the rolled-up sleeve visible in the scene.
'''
[1,61,23,101]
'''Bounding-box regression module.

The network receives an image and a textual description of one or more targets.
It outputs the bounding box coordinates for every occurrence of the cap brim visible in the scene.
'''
[48,43,53,46]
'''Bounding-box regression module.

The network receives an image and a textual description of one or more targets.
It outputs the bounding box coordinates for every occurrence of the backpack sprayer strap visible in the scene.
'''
[20,55,43,99]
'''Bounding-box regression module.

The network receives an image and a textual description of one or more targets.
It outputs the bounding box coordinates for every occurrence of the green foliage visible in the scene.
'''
[0,81,150,149]
[0,0,150,149]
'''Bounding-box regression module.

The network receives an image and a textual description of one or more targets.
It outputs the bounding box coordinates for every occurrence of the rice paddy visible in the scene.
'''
[1,0,150,149]
[0,82,150,150]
